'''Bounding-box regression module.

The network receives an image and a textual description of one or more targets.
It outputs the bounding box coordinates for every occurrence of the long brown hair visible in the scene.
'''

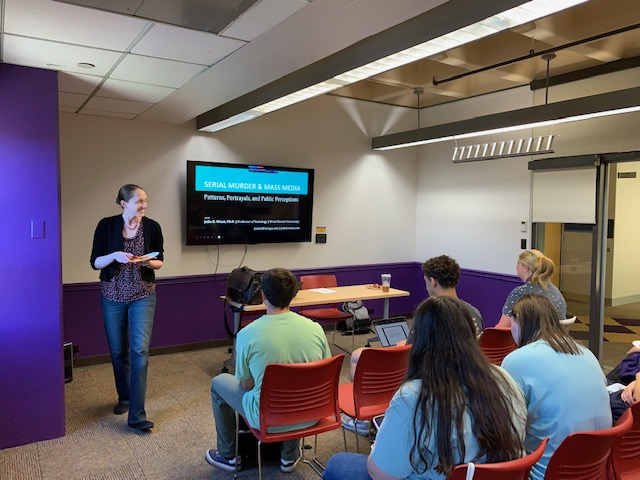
[511,293,580,355]
[407,296,524,475]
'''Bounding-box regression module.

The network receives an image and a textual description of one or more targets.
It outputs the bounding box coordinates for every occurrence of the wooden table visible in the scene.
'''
[224,285,410,336]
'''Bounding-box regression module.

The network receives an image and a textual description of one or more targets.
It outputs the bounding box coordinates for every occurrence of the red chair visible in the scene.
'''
[543,409,633,479]
[448,438,548,480]
[235,354,345,480]
[610,402,640,480]
[299,275,352,344]
[479,328,517,365]
[338,345,410,452]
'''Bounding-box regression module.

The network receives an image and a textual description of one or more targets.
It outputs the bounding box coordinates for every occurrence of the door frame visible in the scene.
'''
[529,151,640,359]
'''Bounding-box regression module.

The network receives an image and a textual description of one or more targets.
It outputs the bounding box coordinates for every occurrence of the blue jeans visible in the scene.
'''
[101,293,156,425]
[210,373,300,460]
[323,453,372,480]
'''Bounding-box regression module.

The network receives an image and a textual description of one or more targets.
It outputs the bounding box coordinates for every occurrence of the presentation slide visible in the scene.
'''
[186,162,314,245]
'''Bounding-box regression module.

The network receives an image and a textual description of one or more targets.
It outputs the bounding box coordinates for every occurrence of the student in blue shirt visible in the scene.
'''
[502,294,611,480]
[323,296,526,480]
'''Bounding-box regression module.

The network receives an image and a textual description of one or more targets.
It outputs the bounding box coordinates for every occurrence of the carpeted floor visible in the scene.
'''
[0,334,373,480]
[2,307,635,480]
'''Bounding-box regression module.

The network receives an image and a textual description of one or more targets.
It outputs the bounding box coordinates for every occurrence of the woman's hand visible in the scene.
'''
[621,380,638,405]
[93,251,131,269]
[626,346,640,355]
[113,251,133,264]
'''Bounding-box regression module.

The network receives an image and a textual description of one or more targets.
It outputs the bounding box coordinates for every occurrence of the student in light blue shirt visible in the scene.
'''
[323,296,526,480]
[502,294,611,480]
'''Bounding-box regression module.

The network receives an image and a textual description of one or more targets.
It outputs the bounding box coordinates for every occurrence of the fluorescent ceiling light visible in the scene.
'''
[198,0,588,133]
[371,87,640,151]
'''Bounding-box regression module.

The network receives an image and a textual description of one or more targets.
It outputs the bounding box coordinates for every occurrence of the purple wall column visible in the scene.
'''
[0,64,64,448]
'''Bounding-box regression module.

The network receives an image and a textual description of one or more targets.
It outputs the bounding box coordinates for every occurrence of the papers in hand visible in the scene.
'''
[309,288,337,294]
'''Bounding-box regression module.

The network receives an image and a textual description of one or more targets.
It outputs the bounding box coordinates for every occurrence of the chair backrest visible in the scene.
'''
[479,328,517,365]
[544,409,633,480]
[610,403,640,480]
[353,345,411,419]
[300,274,338,290]
[448,438,549,480]
[258,354,345,433]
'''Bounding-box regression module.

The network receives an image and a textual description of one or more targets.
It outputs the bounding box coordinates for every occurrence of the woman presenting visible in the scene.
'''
[496,249,566,328]
[90,184,164,432]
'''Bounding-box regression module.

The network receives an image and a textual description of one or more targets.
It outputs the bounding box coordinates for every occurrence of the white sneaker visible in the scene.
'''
[341,414,371,436]
[280,448,302,473]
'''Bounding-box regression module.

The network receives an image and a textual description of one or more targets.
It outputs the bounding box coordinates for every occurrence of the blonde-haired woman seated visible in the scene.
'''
[495,249,566,328]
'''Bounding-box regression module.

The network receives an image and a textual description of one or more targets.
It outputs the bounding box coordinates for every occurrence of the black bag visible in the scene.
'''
[226,267,263,305]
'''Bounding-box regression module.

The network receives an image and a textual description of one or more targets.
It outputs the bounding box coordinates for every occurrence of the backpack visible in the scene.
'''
[341,300,372,334]
[226,267,263,305]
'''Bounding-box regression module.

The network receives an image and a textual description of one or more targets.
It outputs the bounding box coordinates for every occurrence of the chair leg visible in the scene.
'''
[301,435,326,477]
[234,412,240,479]
[257,440,262,480]
[342,427,348,452]
[354,427,360,453]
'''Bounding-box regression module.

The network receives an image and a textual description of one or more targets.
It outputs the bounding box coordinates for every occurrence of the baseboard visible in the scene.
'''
[74,338,232,367]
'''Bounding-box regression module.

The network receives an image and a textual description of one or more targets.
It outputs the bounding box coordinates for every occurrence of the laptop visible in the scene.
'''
[373,316,410,347]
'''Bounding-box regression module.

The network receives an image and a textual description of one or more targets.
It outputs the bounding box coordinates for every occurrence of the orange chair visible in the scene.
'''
[479,328,517,365]
[543,408,633,479]
[235,354,345,480]
[448,438,548,480]
[338,345,410,452]
[299,275,352,344]
[610,402,640,480]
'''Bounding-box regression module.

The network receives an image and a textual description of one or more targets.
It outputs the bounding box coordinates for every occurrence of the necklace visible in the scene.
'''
[124,218,140,230]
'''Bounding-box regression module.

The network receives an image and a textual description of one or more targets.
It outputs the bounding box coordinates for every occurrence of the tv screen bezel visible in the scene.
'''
[186,160,315,246]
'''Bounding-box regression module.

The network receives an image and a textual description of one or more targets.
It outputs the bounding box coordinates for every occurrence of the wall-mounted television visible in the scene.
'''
[186,161,314,245]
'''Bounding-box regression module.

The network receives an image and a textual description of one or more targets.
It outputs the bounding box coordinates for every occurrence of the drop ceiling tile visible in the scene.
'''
[110,54,207,88]
[98,78,176,103]
[80,109,137,119]
[4,0,149,51]
[221,0,309,41]
[3,36,123,76]
[84,96,153,114]
[132,23,246,66]
[58,72,103,95]
[59,91,89,108]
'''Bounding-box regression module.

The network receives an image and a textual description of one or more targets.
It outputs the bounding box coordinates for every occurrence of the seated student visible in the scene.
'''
[608,344,640,423]
[343,255,483,436]
[496,249,567,328]
[323,296,526,480]
[501,294,611,480]
[205,268,331,473]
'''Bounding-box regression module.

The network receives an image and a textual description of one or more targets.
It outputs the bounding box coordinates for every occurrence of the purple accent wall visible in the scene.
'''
[0,64,64,448]
[63,263,423,361]
[457,269,521,327]
[62,261,520,361]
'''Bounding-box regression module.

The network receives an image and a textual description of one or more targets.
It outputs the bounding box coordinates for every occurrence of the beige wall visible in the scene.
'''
[60,95,419,283]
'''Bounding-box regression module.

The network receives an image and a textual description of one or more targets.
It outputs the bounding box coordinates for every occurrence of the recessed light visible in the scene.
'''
[77,62,95,69]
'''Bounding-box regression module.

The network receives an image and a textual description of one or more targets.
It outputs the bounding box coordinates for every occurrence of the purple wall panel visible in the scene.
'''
[0,64,64,448]
[62,262,520,362]
[63,263,423,361]
[457,269,521,327]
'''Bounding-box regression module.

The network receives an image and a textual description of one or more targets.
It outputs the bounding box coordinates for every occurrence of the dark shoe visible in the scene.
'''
[113,402,129,415]
[128,420,154,431]
[280,448,303,473]
[205,449,241,472]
